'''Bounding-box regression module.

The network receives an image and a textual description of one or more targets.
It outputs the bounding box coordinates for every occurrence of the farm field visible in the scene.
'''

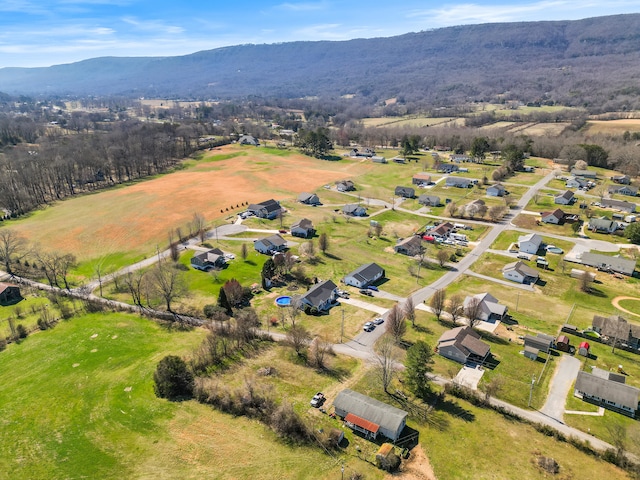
[5,146,370,276]
[586,119,640,135]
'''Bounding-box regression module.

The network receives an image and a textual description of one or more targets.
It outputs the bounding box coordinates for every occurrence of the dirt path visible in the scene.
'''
[384,444,437,480]
[612,296,640,318]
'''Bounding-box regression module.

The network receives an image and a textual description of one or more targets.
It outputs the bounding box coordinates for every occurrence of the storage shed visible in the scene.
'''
[556,335,571,352]
[578,341,590,357]
[524,345,539,361]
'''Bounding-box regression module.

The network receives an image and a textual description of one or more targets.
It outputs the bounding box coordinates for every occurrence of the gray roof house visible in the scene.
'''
[486,183,506,197]
[438,163,459,173]
[254,234,287,255]
[502,261,540,284]
[592,314,640,349]
[540,209,565,224]
[554,190,575,205]
[608,185,638,197]
[518,233,543,254]
[570,169,597,179]
[394,186,415,198]
[394,236,424,256]
[343,204,367,217]
[343,263,385,288]
[247,199,282,219]
[445,177,474,188]
[299,280,338,313]
[580,252,636,276]
[575,369,640,417]
[588,217,618,233]
[523,334,554,353]
[333,389,408,441]
[612,175,632,185]
[463,293,508,322]
[601,198,637,213]
[336,180,356,192]
[418,195,441,207]
[298,192,321,205]
[349,148,375,158]
[566,176,588,189]
[190,248,226,271]
[437,326,491,365]
[291,218,315,238]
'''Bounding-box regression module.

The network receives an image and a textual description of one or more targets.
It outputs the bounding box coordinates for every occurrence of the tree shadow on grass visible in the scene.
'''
[323,252,342,261]
[436,396,476,422]
[412,323,434,335]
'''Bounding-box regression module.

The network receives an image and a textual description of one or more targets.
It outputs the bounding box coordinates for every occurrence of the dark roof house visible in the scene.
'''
[190,248,226,271]
[0,283,21,305]
[298,192,321,205]
[592,314,640,349]
[299,280,338,313]
[336,180,356,192]
[394,186,415,198]
[540,209,565,224]
[394,236,424,256]
[418,194,441,207]
[247,199,282,219]
[437,326,491,365]
[343,263,385,288]
[343,204,367,216]
[463,293,508,322]
[254,234,287,254]
[291,218,315,238]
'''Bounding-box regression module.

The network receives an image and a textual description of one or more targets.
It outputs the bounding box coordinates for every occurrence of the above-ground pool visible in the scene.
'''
[275,296,292,307]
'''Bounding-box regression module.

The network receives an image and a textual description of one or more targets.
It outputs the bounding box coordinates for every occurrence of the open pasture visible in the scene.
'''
[586,119,640,135]
[7,146,365,272]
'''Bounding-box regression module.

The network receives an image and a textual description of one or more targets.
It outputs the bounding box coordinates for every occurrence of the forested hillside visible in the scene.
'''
[1,14,640,110]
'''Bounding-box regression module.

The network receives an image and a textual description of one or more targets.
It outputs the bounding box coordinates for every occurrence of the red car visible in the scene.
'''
[279,229,287,234]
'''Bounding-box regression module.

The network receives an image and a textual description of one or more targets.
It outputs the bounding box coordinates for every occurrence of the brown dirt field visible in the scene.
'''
[385,444,437,480]
[612,296,640,318]
[11,145,364,261]
[586,119,640,134]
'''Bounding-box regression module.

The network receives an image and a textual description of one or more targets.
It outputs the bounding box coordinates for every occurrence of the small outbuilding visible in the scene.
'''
[578,341,590,357]
[0,283,21,305]
[524,345,539,361]
[556,335,571,352]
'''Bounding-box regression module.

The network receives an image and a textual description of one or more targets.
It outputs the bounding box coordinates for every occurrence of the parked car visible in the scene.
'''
[224,253,235,260]
[310,392,325,407]
[359,289,373,296]
[374,317,384,325]
[367,285,379,292]
[363,322,375,332]
[336,289,349,298]
[279,229,287,234]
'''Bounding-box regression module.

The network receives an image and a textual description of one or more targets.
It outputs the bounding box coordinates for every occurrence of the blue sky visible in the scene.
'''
[1,0,640,68]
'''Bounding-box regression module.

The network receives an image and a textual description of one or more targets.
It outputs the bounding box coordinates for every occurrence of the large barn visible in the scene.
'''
[332,389,408,442]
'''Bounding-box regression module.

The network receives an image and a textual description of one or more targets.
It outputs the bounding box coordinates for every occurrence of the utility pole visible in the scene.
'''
[528,374,536,408]
[341,308,345,343]
[515,292,520,312]
[341,464,344,480]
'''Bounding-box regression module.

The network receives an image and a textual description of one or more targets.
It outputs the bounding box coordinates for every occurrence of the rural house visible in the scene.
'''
[190,248,226,271]
[608,185,638,197]
[333,389,408,442]
[336,180,355,192]
[238,135,259,146]
[254,234,287,255]
[540,209,565,224]
[592,314,640,349]
[570,169,597,179]
[343,204,367,216]
[502,261,540,284]
[0,283,21,305]
[394,236,424,256]
[371,156,387,163]
[565,176,588,189]
[601,198,637,213]
[298,192,321,205]
[247,199,282,219]
[523,333,554,354]
[612,175,631,185]
[574,369,640,418]
[290,218,315,238]
[418,194,441,207]
[394,186,415,198]
[349,148,375,158]
[588,217,618,233]
[299,279,338,313]
[436,326,491,365]
[437,164,459,173]
[427,222,454,239]
[518,233,543,254]
[554,190,575,205]
[579,252,636,276]
[450,154,471,163]
[412,173,432,185]
[343,263,385,288]
[463,293,508,322]
[486,183,506,197]
[445,177,474,188]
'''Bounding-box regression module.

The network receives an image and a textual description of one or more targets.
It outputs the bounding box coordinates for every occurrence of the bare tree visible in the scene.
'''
[57,253,77,290]
[222,278,244,308]
[192,212,207,243]
[429,289,447,322]
[385,304,406,342]
[149,260,187,312]
[403,296,416,327]
[287,296,302,326]
[0,229,28,275]
[318,233,329,254]
[374,334,400,393]
[447,294,464,325]
[123,270,146,306]
[299,239,315,258]
[234,307,260,346]
[240,243,249,261]
[310,336,333,369]
[286,324,311,356]
[579,271,592,293]
[482,375,504,403]
[464,296,483,329]
[488,205,507,222]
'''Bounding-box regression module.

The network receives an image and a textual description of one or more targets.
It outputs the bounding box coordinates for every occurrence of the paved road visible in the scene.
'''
[540,354,582,421]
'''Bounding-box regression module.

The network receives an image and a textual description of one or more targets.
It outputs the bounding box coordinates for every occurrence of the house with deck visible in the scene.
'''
[291,218,315,238]
[601,198,636,213]
[608,185,638,197]
[540,209,565,224]
[579,252,636,276]
[437,326,491,365]
[394,236,424,256]
[247,199,282,219]
[254,234,287,255]
[574,369,640,417]
[190,248,226,270]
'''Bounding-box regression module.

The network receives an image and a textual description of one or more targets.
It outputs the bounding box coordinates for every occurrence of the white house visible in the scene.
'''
[554,190,575,205]
[290,218,315,238]
[540,209,565,224]
[565,176,588,189]
[343,263,385,288]
[486,184,506,197]
[502,261,540,284]
[463,293,508,322]
[518,233,543,254]
[299,280,338,313]
[575,369,640,418]
[254,234,287,254]
[298,192,321,205]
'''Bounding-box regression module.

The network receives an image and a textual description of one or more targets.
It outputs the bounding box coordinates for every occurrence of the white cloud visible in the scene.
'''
[276,1,328,12]
[121,16,184,34]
